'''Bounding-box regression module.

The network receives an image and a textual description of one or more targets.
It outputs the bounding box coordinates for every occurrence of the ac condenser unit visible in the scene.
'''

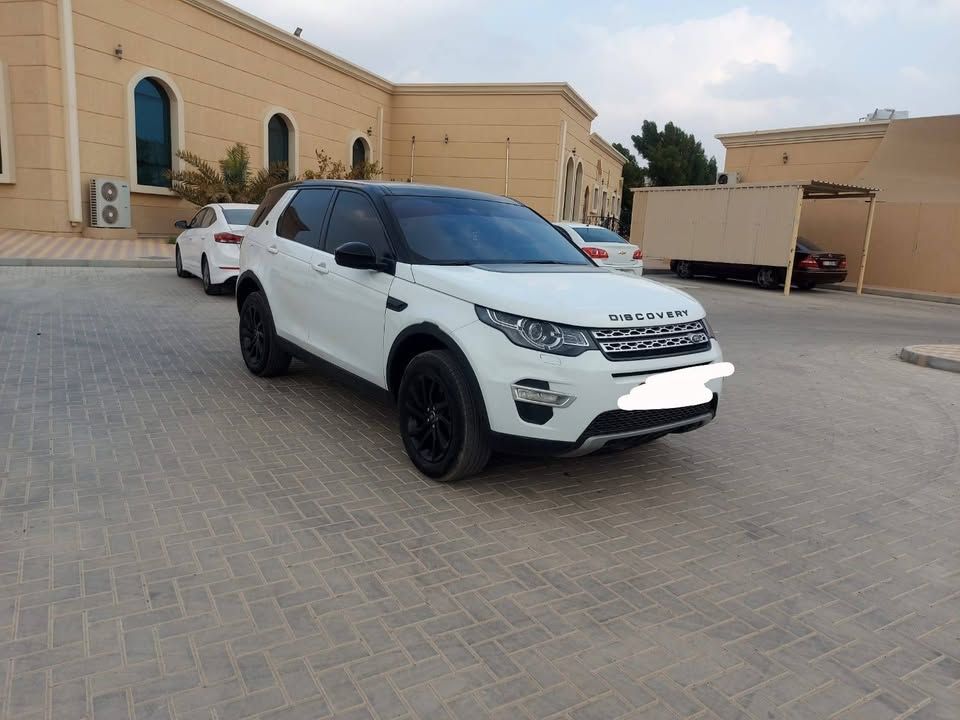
[89,177,131,228]
[716,171,741,186]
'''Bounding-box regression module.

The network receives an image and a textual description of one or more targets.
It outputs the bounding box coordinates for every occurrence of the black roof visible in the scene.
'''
[277,179,519,204]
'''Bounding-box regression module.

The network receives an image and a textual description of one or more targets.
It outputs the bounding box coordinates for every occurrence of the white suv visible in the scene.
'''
[237,181,724,482]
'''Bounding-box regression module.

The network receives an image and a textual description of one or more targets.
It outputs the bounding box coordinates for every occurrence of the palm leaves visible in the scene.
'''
[167,143,289,206]
[168,143,384,207]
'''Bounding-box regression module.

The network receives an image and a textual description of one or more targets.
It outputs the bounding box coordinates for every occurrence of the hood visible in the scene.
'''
[411,264,704,328]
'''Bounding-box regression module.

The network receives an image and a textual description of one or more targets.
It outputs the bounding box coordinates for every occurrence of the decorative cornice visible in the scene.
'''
[590,133,626,164]
[393,83,597,120]
[716,120,889,148]
[181,0,394,91]
[181,0,601,123]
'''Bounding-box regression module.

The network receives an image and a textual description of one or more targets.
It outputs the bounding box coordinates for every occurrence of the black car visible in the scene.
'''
[670,237,847,290]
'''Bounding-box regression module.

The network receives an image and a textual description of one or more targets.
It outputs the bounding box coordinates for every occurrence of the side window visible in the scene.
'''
[324,191,392,256]
[188,209,205,228]
[250,185,288,227]
[200,208,216,228]
[277,188,334,248]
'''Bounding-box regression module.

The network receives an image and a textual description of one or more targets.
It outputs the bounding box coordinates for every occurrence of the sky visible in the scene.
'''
[230,0,960,164]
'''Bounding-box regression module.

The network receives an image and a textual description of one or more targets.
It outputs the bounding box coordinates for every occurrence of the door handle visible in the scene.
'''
[312,261,329,274]
[267,245,279,255]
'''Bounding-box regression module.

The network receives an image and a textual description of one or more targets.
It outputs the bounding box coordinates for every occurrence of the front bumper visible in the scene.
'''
[454,321,723,455]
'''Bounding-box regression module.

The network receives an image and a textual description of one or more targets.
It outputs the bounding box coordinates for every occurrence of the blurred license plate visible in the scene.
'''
[821,260,837,266]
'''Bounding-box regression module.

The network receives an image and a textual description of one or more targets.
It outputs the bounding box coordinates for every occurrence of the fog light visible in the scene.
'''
[512,385,575,407]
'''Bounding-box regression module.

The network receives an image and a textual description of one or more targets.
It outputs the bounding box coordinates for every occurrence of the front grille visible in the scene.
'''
[581,399,715,439]
[591,320,711,361]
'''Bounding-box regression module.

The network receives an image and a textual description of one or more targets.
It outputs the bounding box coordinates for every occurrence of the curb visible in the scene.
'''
[899,346,960,374]
[825,283,960,306]
[0,257,174,269]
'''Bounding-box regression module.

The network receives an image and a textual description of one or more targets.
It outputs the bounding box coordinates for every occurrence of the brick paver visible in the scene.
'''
[1,267,958,720]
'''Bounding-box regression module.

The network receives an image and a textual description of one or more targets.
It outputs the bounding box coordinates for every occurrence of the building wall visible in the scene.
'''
[0,0,71,233]
[724,137,883,184]
[0,0,623,237]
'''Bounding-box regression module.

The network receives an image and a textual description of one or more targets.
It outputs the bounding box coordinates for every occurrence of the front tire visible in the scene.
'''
[175,246,190,278]
[398,350,490,482]
[239,291,291,377]
[201,256,221,296]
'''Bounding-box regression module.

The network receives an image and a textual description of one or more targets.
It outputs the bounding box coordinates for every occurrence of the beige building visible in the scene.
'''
[718,114,960,297]
[0,0,624,238]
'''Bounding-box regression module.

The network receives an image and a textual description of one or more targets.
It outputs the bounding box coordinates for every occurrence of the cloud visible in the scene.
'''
[823,0,960,25]
[618,362,734,411]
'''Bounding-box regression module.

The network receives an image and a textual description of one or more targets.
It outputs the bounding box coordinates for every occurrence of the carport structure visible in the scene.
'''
[630,180,879,296]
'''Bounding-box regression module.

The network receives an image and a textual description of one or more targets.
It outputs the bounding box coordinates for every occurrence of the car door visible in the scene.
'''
[312,190,395,386]
[269,188,334,346]
[181,208,206,272]
[195,207,217,266]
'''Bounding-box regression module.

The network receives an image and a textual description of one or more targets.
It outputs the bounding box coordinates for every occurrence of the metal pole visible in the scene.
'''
[504,137,510,196]
[856,197,877,295]
[409,136,415,182]
[783,186,803,296]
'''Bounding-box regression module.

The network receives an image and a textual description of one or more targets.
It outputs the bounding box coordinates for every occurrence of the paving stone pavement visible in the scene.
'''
[1,267,958,720]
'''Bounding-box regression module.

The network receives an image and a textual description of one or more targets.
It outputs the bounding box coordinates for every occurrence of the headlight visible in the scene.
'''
[476,307,595,356]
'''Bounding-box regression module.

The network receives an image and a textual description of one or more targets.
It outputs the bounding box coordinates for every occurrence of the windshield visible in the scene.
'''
[571,226,629,244]
[223,208,255,225]
[387,196,592,265]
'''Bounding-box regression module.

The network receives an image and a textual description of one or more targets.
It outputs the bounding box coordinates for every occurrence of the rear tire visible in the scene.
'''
[202,256,222,296]
[756,267,780,289]
[239,291,291,377]
[398,350,490,482]
[675,260,694,279]
[175,246,190,278]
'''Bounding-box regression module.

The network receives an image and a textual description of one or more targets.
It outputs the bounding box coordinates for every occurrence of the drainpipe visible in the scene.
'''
[409,136,415,182]
[554,120,567,220]
[504,137,510,196]
[376,106,384,178]
[58,0,82,226]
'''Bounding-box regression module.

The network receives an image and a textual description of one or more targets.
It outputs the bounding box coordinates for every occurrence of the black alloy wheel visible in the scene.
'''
[238,291,291,377]
[404,372,454,465]
[397,350,490,482]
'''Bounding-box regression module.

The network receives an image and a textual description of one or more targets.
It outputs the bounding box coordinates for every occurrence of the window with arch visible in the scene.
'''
[561,157,575,220]
[134,77,173,187]
[352,137,370,170]
[267,114,291,171]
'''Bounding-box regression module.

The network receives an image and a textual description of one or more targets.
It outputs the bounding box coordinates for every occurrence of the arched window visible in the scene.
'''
[573,162,584,220]
[352,137,370,170]
[134,78,172,187]
[267,114,290,171]
[561,157,575,220]
[582,186,590,223]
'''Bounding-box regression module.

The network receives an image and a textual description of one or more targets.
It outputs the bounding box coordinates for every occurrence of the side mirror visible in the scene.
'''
[174,220,189,230]
[335,241,381,271]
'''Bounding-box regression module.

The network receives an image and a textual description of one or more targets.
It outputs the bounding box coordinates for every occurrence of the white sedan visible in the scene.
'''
[174,203,257,294]
[554,222,644,277]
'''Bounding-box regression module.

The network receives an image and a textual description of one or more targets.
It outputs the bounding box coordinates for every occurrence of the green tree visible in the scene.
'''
[630,120,717,187]
[168,143,288,206]
[612,142,644,229]
[301,148,382,181]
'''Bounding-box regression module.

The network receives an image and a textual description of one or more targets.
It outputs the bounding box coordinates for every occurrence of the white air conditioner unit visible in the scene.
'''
[717,171,741,186]
[89,177,131,228]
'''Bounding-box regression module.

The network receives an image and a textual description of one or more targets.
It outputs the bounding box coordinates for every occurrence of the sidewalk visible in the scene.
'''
[900,345,960,374]
[0,229,174,267]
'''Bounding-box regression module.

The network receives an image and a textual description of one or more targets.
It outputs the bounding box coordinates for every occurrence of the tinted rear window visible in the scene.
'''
[223,208,255,225]
[387,196,591,266]
[796,237,824,252]
[571,226,629,244]
[249,186,289,227]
